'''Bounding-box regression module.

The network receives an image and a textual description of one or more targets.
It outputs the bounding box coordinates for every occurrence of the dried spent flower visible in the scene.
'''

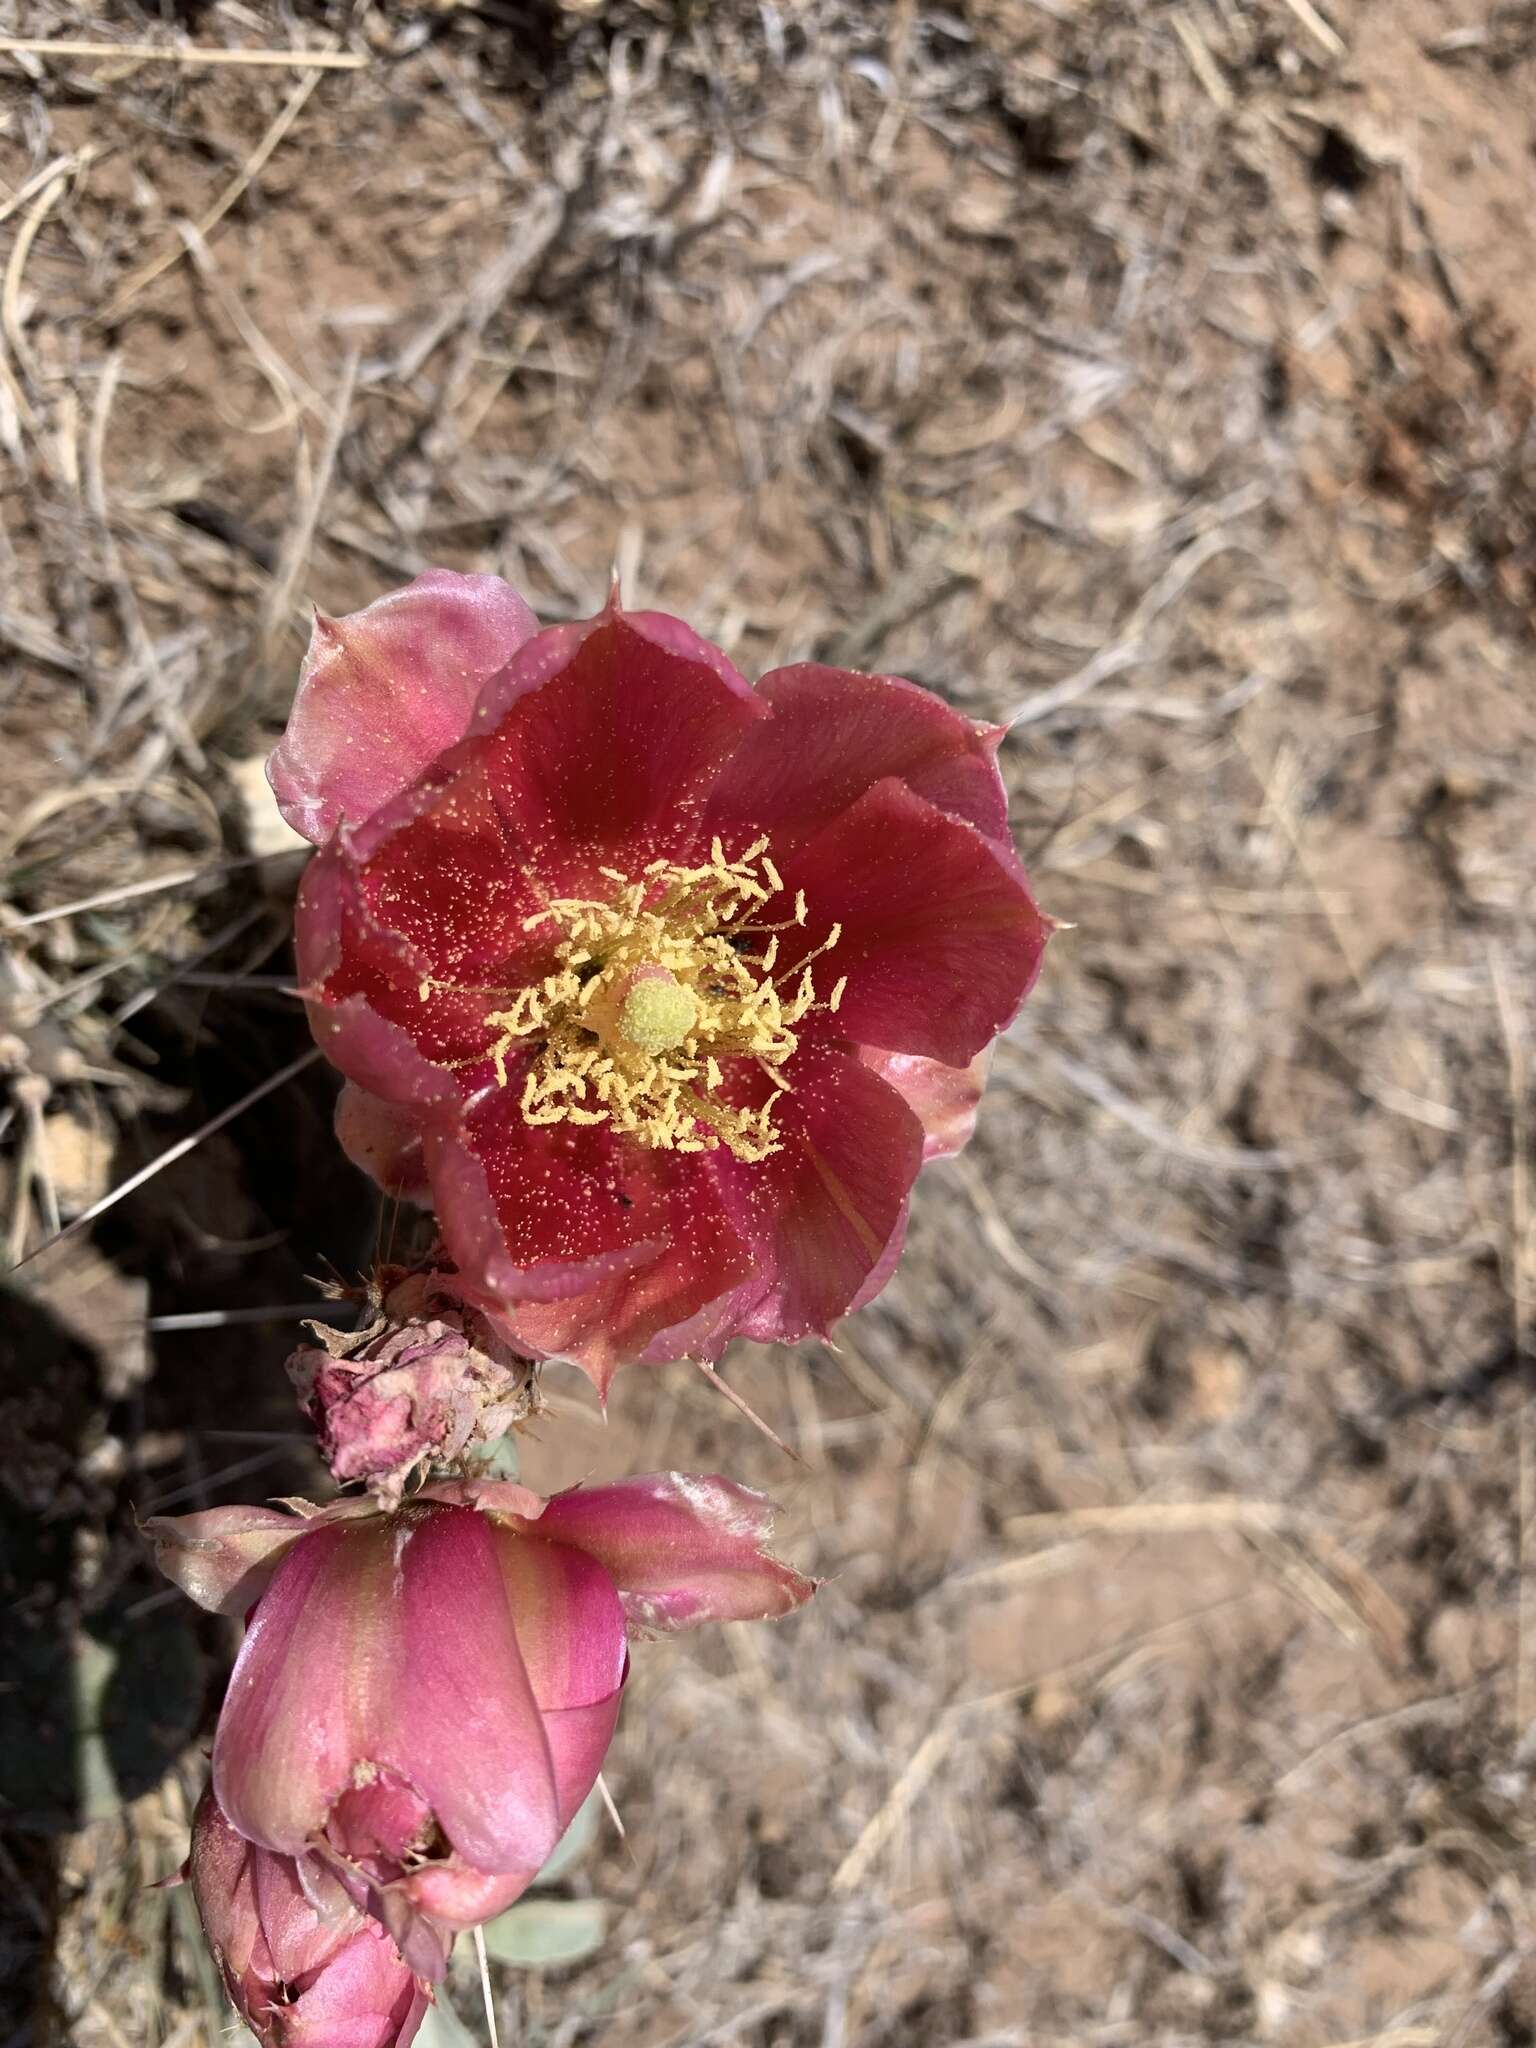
[287,1267,538,1506]
[187,1785,430,2048]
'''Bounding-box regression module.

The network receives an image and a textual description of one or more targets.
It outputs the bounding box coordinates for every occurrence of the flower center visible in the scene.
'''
[606,965,699,1055]
[444,838,842,1162]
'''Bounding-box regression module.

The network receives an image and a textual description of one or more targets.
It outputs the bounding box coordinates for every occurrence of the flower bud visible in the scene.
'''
[149,1474,815,1972]
[188,1785,429,2048]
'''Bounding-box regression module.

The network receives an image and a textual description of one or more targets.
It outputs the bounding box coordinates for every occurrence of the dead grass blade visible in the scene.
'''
[1490,942,1534,1746]
[0,36,366,70]
[101,67,328,321]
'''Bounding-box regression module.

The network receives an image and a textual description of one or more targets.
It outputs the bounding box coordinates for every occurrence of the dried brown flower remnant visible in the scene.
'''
[286,1267,538,1507]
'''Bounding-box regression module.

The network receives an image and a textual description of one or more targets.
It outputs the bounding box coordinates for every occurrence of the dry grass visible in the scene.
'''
[4,1,1536,2043]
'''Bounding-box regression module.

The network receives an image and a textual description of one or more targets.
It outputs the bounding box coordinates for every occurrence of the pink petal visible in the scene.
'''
[536,1474,816,1633]
[856,1047,992,1162]
[385,1862,529,1941]
[490,1532,627,1712]
[419,1478,548,1520]
[491,1530,626,1823]
[188,1786,270,1989]
[709,1043,923,1343]
[214,1518,394,1854]
[333,1872,455,1985]
[707,661,1010,850]
[143,1505,307,1616]
[268,571,539,845]
[279,1928,430,2048]
[191,1790,427,2048]
[327,1770,434,1868]
[215,1508,568,1885]
[249,1851,360,1989]
[382,1505,563,1876]
[783,778,1050,1065]
[334,1084,430,1199]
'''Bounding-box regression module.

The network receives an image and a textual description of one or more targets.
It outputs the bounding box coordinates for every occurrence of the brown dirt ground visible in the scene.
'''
[4,1,1536,2043]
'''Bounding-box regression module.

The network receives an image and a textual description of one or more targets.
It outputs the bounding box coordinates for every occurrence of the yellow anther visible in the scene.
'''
[445,837,842,1161]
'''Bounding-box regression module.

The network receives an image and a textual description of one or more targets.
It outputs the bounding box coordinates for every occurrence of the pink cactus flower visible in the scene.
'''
[288,1268,537,1506]
[271,572,1050,1388]
[187,1784,430,2048]
[149,1474,813,1973]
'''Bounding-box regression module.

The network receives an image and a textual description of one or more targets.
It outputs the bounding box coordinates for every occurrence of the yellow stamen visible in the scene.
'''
[436,837,841,1162]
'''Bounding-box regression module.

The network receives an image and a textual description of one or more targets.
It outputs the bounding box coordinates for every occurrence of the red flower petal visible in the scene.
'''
[708,661,1010,850]
[346,772,554,991]
[535,1474,816,1632]
[269,571,538,845]
[784,778,1050,1065]
[631,1276,774,1366]
[463,606,767,890]
[296,852,491,1093]
[300,606,767,1118]
[426,1107,755,1388]
[425,1120,661,1309]
[709,1043,923,1342]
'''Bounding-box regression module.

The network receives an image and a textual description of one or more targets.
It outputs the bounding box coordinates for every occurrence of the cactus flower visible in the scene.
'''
[187,1785,430,2048]
[272,573,1050,1386]
[150,1474,812,1973]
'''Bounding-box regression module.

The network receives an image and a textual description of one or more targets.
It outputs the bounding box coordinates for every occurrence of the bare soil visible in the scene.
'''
[4,2,1536,2044]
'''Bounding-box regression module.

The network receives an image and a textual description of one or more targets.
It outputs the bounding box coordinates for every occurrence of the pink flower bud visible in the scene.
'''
[149,1474,813,1970]
[188,1785,430,2048]
[287,1271,536,1505]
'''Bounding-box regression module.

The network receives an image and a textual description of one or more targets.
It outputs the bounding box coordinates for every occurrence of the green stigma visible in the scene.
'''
[616,969,698,1054]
